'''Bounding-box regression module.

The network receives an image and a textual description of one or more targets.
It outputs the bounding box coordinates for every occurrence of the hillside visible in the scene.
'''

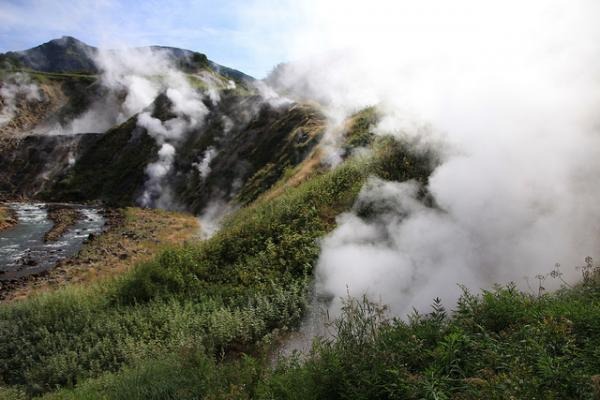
[1,33,599,400]
[0,37,319,211]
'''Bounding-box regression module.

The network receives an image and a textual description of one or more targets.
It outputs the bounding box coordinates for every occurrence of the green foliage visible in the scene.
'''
[48,276,600,400]
[343,106,379,152]
[117,159,366,304]
[257,275,600,400]
[10,128,592,400]
[177,52,209,72]
[2,143,393,396]
[0,53,23,71]
[0,283,306,396]
[370,135,436,185]
[24,70,97,83]
[176,98,326,213]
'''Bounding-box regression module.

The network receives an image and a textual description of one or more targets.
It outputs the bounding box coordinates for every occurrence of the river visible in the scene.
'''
[0,203,104,280]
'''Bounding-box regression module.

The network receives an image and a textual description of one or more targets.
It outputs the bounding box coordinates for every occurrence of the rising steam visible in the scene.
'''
[0,73,42,127]
[244,0,600,315]
[89,46,214,208]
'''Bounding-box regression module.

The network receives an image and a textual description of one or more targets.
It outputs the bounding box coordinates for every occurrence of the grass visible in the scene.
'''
[343,106,379,152]
[176,99,327,213]
[7,127,595,399]
[0,135,432,397]
[5,267,599,400]
[22,70,97,84]
[257,271,600,400]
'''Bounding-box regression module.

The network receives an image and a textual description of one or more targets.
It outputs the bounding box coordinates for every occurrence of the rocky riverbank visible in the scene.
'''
[43,204,82,241]
[1,207,199,302]
[0,204,17,231]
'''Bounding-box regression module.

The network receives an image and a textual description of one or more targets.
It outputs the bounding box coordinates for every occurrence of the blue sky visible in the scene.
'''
[0,0,294,78]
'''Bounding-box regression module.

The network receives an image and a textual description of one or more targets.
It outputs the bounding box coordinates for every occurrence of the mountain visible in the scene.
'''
[2,35,593,400]
[0,37,317,211]
[3,36,98,73]
[1,36,253,82]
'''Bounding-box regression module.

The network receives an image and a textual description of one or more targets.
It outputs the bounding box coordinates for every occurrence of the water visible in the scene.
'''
[0,203,105,280]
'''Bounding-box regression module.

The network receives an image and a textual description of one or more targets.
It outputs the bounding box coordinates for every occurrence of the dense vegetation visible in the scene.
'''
[0,134,433,398]
[260,267,600,400]
[5,262,600,399]
[2,128,598,399]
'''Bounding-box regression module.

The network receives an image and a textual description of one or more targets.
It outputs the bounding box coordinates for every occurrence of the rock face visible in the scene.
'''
[45,118,158,205]
[0,133,102,198]
[174,94,325,213]
[0,82,325,211]
[43,92,325,211]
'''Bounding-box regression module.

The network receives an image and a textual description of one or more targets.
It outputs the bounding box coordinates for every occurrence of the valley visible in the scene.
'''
[0,28,599,400]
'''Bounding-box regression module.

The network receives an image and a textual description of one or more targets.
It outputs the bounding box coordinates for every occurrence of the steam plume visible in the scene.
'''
[0,73,42,127]
[243,0,600,315]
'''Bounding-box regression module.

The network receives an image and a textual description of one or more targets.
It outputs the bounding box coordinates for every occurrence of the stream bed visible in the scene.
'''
[0,203,104,280]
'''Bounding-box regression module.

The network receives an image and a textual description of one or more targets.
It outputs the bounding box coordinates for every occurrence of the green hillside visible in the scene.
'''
[2,130,599,399]
[0,131,436,398]
[1,34,598,400]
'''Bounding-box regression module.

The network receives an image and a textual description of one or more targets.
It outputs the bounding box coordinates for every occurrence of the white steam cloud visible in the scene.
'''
[54,45,214,208]
[193,146,217,180]
[107,50,212,209]
[241,0,600,315]
[39,47,169,135]
[0,73,42,127]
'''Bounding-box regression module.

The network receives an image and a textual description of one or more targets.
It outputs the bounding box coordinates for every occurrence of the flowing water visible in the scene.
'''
[0,203,104,280]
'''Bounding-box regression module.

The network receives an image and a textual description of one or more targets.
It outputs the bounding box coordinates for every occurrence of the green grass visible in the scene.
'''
[258,273,600,400]
[0,135,431,397]
[343,106,379,152]
[8,269,598,400]
[2,131,598,399]
[19,69,98,84]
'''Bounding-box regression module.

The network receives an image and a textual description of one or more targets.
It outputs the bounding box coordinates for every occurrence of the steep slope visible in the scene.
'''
[43,118,157,205]
[0,133,101,197]
[0,131,436,397]
[44,91,325,210]
[0,36,468,400]
[175,95,326,212]
[0,70,103,138]
[0,37,263,208]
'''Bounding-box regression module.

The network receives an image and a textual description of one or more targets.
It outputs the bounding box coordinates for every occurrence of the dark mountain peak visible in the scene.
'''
[6,36,98,73]
[1,36,253,81]
[48,35,87,45]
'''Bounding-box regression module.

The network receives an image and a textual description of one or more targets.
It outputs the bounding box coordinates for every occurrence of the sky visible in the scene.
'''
[0,0,297,78]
